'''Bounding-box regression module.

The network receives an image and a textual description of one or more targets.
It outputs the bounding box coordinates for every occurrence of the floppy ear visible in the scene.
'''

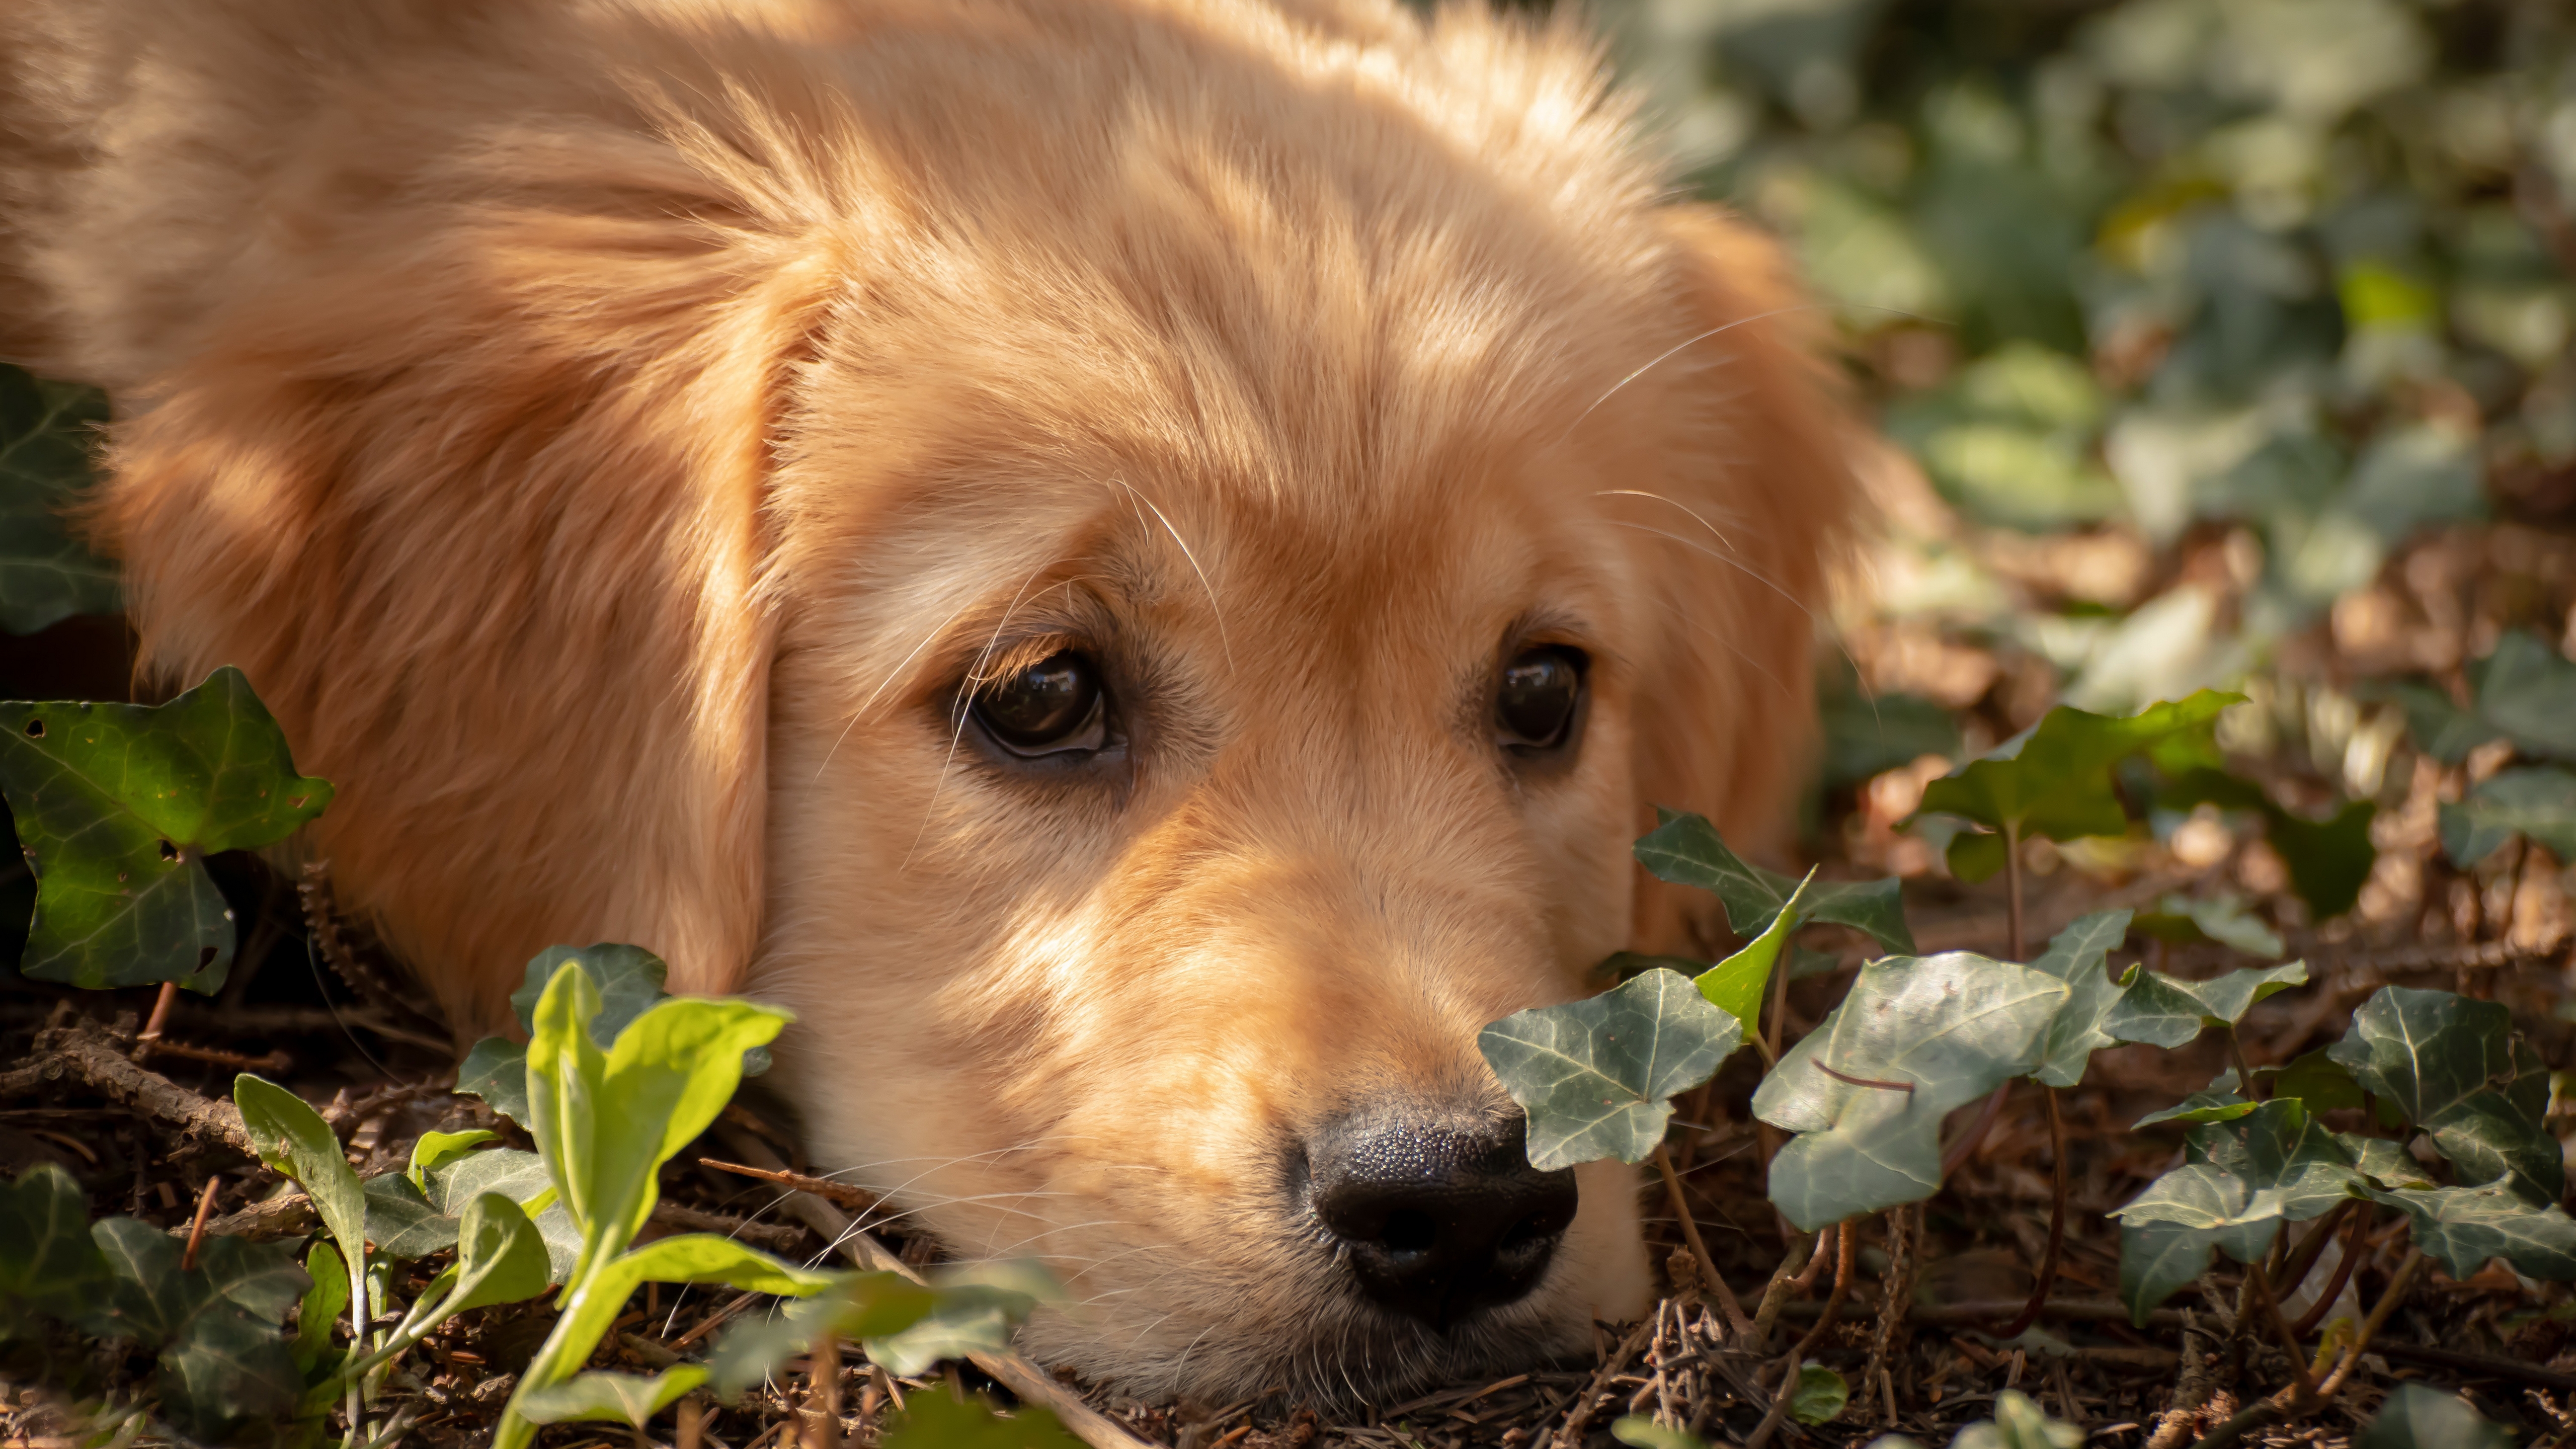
[90,59,848,1034]
[1626,204,1863,956]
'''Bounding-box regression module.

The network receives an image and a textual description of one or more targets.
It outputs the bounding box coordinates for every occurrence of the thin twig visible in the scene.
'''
[1814,1062,1914,1094]
[1739,1352,1800,1449]
[1652,1143,1754,1340]
[1785,1219,1857,1366]
[1748,1230,1817,1351]
[138,983,179,1047]
[180,1175,221,1271]
[698,1159,886,1215]
[2004,820,2025,961]
[2289,1205,2368,1339]
[2241,1256,2318,1400]
[1997,1086,2066,1339]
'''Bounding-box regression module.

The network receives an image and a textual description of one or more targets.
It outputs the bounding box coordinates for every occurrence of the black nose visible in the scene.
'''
[1304,1110,1579,1328]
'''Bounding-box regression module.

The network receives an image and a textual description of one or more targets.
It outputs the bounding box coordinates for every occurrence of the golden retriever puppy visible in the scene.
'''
[0,0,1857,1402]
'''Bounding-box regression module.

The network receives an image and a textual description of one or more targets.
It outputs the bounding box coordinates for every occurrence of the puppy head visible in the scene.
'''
[90,0,1853,1401]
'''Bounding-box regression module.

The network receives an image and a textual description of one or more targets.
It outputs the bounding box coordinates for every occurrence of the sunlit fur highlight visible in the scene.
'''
[2,0,1860,1401]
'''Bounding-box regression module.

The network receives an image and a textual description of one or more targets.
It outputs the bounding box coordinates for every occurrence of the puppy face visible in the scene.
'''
[50,0,1856,1402]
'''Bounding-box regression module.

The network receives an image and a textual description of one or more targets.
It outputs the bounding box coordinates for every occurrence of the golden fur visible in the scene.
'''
[1,0,1858,1399]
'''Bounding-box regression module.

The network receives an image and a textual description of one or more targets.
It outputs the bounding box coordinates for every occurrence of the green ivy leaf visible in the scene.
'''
[2185,1098,2363,1222]
[1692,871,1814,1053]
[2342,1136,2435,1190]
[2440,767,2576,865]
[455,1037,532,1129]
[861,1261,1062,1378]
[2102,959,2307,1049]
[0,668,333,992]
[881,1390,1080,1449]
[2367,1181,2576,1280]
[87,1220,306,1441]
[1955,1390,2083,1449]
[515,1366,708,1428]
[1753,952,2067,1231]
[2024,910,2132,1087]
[2364,681,2503,765]
[1633,811,1914,954]
[2264,800,2378,921]
[2128,893,2285,959]
[2261,1050,2367,1115]
[0,366,120,634]
[2328,986,2563,1204]
[1787,1363,1847,1425]
[1480,970,1743,1171]
[2355,1382,2513,1449]
[461,944,771,1127]
[1917,692,2244,846]
[0,1164,109,1334]
[2110,1167,2280,1322]
[2471,630,2576,763]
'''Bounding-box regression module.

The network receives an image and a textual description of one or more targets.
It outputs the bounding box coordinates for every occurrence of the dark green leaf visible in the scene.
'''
[2440,767,2576,865]
[0,668,333,991]
[1817,688,1960,789]
[0,367,120,634]
[2262,1050,2366,1114]
[2266,800,2377,921]
[2185,1098,2363,1222]
[881,1391,1080,1449]
[0,1164,109,1330]
[2132,1090,2257,1128]
[1632,811,1914,954]
[1917,692,2244,844]
[2369,1181,2576,1280]
[2355,1382,2513,1449]
[2473,630,2576,763]
[86,1220,306,1439]
[1753,952,2067,1230]
[511,944,670,1044]
[861,1261,1061,1378]
[2111,1167,2281,1320]
[361,1174,457,1260]
[2127,894,2285,959]
[2328,986,2563,1204]
[2025,909,2132,1087]
[2343,1136,2435,1190]
[2103,960,2306,1048]
[709,1272,944,1398]
[2361,681,2502,765]
[1479,969,1742,1172]
[456,1037,532,1128]
[515,1366,707,1428]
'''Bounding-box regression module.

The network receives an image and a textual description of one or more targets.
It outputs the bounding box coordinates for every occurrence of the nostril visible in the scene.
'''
[1380,1207,1437,1255]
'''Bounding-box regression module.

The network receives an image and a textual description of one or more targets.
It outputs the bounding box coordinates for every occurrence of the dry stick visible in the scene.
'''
[30,1027,258,1157]
[1739,1351,1800,1449]
[2275,1200,2358,1312]
[699,1159,886,1215]
[1552,1316,1655,1449]
[709,1125,1151,1449]
[2196,1249,2429,1449]
[2289,1206,2370,1339]
[1747,1229,1817,1351]
[139,982,180,1048]
[1652,1143,1754,1340]
[808,1332,843,1449]
[2240,1256,2318,1401]
[1996,1086,2067,1340]
[180,1174,221,1271]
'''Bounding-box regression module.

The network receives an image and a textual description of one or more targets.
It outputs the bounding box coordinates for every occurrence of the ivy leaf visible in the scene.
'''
[2102,960,2307,1049]
[1917,692,2244,858]
[86,1220,305,1441]
[2367,1181,2576,1280]
[2261,1050,2367,1114]
[461,944,772,1127]
[0,1164,109,1333]
[1752,952,2067,1230]
[515,1366,709,1428]
[2356,1382,2513,1449]
[881,1391,1080,1449]
[2024,909,2133,1087]
[861,1261,1062,1378]
[2342,1136,2435,1190]
[1692,871,1814,1056]
[2366,681,2503,765]
[361,1175,458,1261]
[1480,970,1742,1172]
[456,1037,533,1130]
[2129,893,2284,959]
[2328,986,2563,1204]
[2440,767,2576,865]
[0,668,333,992]
[2185,1098,2363,1222]
[2134,1073,2256,1128]
[1787,1364,1847,1425]
[0,366,120,634]
[1633,811,1913,954]
[2110,1166,2280,1322]
[2263,801,2378,921]
[2472,630,2576,763]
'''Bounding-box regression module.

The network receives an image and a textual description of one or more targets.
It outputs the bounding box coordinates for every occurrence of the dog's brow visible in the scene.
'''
[1109,478,1232,674]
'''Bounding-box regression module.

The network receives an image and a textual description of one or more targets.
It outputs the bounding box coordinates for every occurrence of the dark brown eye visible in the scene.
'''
[972,650,1106,756]
[1497,646,1584,753]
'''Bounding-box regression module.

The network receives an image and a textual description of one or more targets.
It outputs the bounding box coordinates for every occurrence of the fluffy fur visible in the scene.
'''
[1,0,1858,1400]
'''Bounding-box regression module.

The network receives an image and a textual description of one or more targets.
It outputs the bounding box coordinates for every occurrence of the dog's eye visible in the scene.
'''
[1496,646,1584,753]
[972,650,1107,756]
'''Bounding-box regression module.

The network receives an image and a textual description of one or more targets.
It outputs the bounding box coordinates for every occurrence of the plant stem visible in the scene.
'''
[1747,1230,1816,1352]
[2198,1249,2429,1449]
[1653,1142,1754,1340]
[1997,1086,2067,1340]
[2289,1206,2371,1339]
[1765,926,1792,1065]
[2229,1026,2261,1098]
[2241,1256,2318,1400]
[1785,1219,1858,1366]
[2003,820,2025,961]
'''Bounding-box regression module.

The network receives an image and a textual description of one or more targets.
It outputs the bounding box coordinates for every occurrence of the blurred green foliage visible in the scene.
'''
[1603,0,2574,710]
